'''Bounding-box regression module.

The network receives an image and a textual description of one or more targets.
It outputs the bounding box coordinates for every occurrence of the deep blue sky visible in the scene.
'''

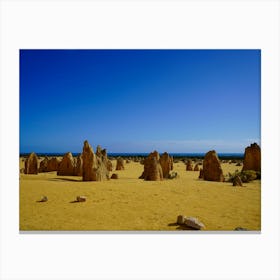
[20,50,260,153]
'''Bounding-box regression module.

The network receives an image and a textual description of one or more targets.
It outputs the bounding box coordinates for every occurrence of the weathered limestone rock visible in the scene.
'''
[82,140,109,181]
[184,217,205,230]
[74,154,83,176]
[242,143,261,172]
[203,150,224,182]
[107,160,113,171]
[39,157,49,172]
[168,171,178,179]
[234,227,248,231]
[76,196,86,202]
[24,152,38,174]
[198,169,204,179]
[111,173,118,179]
[116,157,125,170]
[186,159,193,171]
[95,145,102,158]
[39,196,48,202]
[57,152,75,176]
[47,157,60,172]
[139,151,163,181]
[233,175,243,186]
[159,152,173,178]
[194,163,199,171]
[177,215,186,225]
[170,156,174,170]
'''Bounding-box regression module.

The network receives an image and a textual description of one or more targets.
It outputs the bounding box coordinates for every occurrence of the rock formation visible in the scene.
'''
[38,196,48,202]
[24,152,38,174]
[177,215,205,230]
[116,157,125,170]
[203,150,224,182]
[82,140,109,181]
[57,152,75,176]
[107,160,113,171]
[47,157,60,172]
[177,215,186,225]
[159,152,173,178]
[186,159,193,171]
[39,157,48,172]
[194,163,199,171]
[74,154,83,176]
[233,175,243,186]
[76,196,86,202]
[170,156,174,170]
[242,143,261,172]
[184,217,205,230]
[139,151,163,181]
[111,173,118,179]
[199,169,204,179]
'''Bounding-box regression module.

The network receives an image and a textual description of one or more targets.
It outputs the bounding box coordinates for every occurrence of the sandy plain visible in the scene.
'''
[19,158,261,231]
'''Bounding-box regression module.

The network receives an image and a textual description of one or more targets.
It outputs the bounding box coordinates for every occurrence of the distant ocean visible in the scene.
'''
[20,152,244,159]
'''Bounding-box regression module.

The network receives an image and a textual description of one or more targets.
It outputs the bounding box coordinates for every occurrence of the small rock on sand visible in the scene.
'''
[234,227,248,231]
[76,196,86,202]
[177,215,186,225]
[111,173,118,179]
[184,217,205,230]
[39,196,48,202]
[232,176,243,187]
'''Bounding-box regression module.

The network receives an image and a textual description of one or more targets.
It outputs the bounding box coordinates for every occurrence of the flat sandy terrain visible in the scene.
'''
[19,159,261,231]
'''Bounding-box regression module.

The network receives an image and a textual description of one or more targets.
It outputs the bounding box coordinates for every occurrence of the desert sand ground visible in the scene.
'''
[19,158,261,231]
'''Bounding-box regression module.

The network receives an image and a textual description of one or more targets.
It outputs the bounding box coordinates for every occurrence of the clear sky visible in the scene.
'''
[20,49,260,153]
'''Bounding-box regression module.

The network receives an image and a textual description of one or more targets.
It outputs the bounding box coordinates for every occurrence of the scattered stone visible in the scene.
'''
[168,171,178,179]
[139,151,163,181]
[159,152,173,178]
[116,157,125,170]
[184,217,205,230]
[111,173,118,179]
[177,215,186,225]
[242,143,261,172]
[39,196,48,202]
[203,150,224,182]
[76,196,86,202]
[24,152,38,174]
[234,227,248,231]
[232,175,243,186]
[57,152,75,176]
[236,162,242,166]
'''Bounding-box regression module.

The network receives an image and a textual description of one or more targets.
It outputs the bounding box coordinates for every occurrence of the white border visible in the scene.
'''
[1,0,279,279]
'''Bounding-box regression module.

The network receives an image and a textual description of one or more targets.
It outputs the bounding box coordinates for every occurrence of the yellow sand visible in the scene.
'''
[19,159,261,231]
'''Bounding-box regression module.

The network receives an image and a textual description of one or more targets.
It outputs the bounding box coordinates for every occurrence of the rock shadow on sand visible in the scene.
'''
[168,222,199,231]
[48,178,82,182]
